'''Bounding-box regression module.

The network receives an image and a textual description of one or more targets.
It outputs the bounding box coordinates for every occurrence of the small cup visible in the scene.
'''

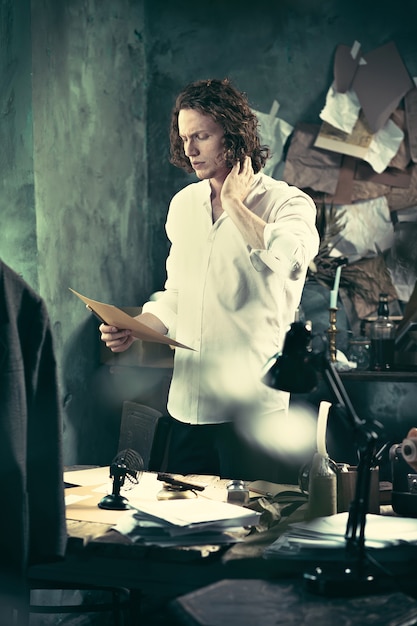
[337,465,380,514]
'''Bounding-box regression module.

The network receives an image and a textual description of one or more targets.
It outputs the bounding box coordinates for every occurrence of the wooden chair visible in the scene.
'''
[25,580,130,625]
[117,400,171,471]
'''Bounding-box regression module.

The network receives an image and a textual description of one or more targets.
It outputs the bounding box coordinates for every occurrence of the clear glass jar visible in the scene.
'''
[347,336,371,371]
[226,480,249,506]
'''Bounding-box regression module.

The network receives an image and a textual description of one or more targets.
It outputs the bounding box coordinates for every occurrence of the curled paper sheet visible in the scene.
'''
[254,102,293,178]
[319,84,361,135]
[69,288,194,350]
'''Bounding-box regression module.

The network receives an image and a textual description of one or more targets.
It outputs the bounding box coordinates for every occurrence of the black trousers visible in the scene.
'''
[162,416,299,483]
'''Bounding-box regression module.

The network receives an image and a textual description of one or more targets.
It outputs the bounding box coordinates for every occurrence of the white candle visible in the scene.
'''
[333,264,342,294]
[330,265,342,308]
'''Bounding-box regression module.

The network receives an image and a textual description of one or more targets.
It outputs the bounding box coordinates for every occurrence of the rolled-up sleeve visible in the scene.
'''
[142,296,178,337]
[249,195,319,278]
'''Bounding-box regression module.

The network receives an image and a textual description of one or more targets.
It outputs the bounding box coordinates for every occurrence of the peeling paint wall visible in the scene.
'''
[1,0,148,463]
[32,0,148,463]
[0,0,37,288]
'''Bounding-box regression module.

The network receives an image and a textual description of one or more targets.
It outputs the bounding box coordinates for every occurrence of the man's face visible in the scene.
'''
[178,108,230,182]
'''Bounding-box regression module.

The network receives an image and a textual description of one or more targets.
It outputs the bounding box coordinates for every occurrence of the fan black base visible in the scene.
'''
[98,494,130,510]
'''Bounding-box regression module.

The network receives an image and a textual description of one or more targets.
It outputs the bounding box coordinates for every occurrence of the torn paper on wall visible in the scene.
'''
[386,163,417,211]
[282,123,342,194]
[352,41,414,134]
[319,84,361,134]
[333,40,414,133]
[333,40,363,93]
[326,196,394,263]
[255,102,293,178]
[315,111,404,174]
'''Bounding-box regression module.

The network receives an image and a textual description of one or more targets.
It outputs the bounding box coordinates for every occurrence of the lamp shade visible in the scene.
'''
[262,321,318,393]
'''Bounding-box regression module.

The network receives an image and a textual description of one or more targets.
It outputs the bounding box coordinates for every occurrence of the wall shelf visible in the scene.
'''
[339,370,417,382]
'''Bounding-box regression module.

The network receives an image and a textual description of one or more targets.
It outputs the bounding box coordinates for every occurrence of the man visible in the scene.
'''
[100,78,319,479]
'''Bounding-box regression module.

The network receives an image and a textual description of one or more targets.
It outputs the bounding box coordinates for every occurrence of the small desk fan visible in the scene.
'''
[98,448,144,510]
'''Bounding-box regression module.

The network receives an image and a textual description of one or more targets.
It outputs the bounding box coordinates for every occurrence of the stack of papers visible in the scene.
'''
[264,512,417,561]
[114,498,261,547]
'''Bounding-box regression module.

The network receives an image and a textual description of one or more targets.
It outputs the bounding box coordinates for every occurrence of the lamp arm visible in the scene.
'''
[344,443,375,555]
[320,354,381,559]
[263,321,388,593]
[320,357,364,432]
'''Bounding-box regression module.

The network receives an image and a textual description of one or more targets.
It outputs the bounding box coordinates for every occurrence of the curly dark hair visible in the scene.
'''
[169,78,270,174]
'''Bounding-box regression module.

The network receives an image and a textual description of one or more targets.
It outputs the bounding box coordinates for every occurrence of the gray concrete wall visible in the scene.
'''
[0,0,37,288]
[1,0,417,466]
[1,0,149,463]
[30,0,149,462]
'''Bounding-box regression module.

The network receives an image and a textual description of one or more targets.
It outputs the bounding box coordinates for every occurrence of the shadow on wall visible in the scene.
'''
[61,316,171,466]
[61,316,114,466]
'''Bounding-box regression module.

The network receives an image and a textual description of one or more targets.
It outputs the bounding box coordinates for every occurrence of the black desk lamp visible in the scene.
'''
[263,320,385,596]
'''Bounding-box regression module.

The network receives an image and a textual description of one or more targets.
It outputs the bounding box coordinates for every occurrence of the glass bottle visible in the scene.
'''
[370,293,395,371]
[306,452,337,520]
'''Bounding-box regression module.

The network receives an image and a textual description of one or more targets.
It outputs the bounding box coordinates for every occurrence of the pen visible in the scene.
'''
[157,473,206,492]
[86,305,107,325]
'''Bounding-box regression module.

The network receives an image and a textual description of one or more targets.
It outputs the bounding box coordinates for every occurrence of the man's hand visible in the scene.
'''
[99,312,168,353]
[220,155,265,250]
[99,324,135,352]
[221,155,254,205]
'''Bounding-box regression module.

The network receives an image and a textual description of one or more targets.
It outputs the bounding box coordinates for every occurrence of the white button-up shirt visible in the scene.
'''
[143,173,319,425]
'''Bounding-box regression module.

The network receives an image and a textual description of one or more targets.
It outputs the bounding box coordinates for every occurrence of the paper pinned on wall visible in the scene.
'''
[314,111,404,174]
[333,41,364,94]
[254,101,293,178]
[331,40,414,134]
[316,40,412,173]
[353,41,414,134]
[314,112,374,160]
[319,85,361,135]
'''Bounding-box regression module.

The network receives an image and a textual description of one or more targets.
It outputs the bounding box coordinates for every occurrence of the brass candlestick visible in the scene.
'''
[328,307,338,363]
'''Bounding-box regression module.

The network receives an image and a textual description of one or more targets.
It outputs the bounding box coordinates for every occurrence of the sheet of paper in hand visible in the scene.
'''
[69,288,193,350]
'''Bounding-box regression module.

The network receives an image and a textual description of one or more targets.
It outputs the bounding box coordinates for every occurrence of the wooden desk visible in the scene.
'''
[29,471,417,625]
[29,473,309,605]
